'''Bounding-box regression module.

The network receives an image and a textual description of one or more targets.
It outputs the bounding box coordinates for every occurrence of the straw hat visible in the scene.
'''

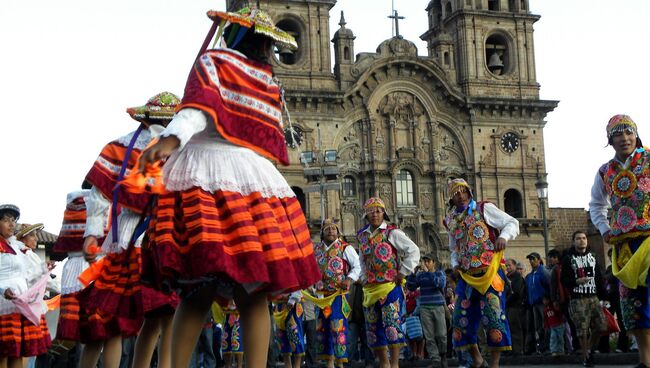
[207,7,298,52]
[15,223,44,239]
[126,91,181,126]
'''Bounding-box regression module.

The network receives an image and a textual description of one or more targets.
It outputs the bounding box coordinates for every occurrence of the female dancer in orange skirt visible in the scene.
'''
[0,205,51,368]
[138,7,321,368]
[78,92,180,368]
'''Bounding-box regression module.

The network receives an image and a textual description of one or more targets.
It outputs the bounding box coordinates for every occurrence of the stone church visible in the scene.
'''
[226,0,559,265]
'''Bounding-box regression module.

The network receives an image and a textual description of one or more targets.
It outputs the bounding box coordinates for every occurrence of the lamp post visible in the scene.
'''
[300,124,340,225]
[535,177,549,259]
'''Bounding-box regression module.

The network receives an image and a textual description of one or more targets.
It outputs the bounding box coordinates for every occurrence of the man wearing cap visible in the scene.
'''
[357,197,420,368]
[444,179,519,368]
[15,223,59,295]
[590,114,650,368]
[406,253,447,367]
[301,219,360,368]
[524,251,550,355]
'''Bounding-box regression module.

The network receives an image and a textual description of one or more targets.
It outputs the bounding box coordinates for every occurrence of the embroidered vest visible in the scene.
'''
[357,224,400,284]
[444,201,501,272]
[600,148,650,242]
[315,239,350,293]
[179,49,289,165]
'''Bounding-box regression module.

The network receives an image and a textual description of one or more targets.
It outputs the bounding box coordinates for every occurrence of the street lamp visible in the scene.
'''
[535,177,549,259]
[301,124,340,225]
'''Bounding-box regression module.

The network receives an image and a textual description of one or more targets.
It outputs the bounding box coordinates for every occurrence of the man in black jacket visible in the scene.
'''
[506,258,526,355]
[561,231,608,367]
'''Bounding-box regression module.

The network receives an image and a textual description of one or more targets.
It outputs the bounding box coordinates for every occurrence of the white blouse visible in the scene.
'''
[0,237,46,315]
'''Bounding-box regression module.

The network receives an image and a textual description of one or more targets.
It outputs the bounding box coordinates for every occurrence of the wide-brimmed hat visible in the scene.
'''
[126,91,180,126]
[0,204,20,220]
[207,7,298,52]
[15,223,44,239]
[606,114,637,139]
[363,197,390,221]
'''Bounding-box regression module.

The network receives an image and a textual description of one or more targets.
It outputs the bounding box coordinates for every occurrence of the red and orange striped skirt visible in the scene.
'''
[56,292,81,341]
[0,313,51,358]
[142,187,321,296]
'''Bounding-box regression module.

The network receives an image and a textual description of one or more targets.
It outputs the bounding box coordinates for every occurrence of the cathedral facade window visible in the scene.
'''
[395,169,415,206]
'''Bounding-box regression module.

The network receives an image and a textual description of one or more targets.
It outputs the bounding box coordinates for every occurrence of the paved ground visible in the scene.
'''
[389,352,640,367]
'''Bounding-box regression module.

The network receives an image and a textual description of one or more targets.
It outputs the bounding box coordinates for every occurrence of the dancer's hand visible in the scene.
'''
[138,135,180,172]
[494,237,507,251]
[83,236,99,263]
[4,288,16,300]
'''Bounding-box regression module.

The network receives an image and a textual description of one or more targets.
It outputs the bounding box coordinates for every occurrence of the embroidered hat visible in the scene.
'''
[606,114,637,139]
[0,204,20,220]
[447,178,473,205]
[207,7,298,52]
[363,197,390,221]
[320,218,341,239]
[126,92,181,126]
[15,223,44,240]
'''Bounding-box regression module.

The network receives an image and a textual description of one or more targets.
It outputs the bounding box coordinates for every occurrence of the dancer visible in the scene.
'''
[445,179,519,368]
[79,92,180,368]
[589,114,650,368]
[137,7,321,368]
[357,197,420,368]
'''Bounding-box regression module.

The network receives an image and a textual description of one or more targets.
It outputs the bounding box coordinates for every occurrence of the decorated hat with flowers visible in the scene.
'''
[126,91,181,126]
[363,197,390,221]
[207,7,298,52]
[320,218,341,237]
[606,114,637,139]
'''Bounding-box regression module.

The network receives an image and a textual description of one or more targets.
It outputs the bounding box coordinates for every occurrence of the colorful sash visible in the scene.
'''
[612,237,650,289]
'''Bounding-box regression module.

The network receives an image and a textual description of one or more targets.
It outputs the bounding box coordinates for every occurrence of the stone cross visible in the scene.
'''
[388,10,405,37]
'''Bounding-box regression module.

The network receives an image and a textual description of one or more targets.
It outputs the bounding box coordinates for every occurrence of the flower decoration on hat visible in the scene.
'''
[126,91,180,126]
[320,218,341,237]
[363,197,390,221]
[607,114,637,139]
[207,7,298,52]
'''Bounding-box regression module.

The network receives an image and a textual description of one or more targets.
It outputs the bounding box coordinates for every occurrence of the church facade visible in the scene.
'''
[226,0,558,264]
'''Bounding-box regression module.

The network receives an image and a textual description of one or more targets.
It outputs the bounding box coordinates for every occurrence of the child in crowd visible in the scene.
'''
[543,296,565,355]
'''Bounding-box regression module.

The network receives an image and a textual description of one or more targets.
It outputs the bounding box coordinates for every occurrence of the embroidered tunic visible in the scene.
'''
[315,239,360,293]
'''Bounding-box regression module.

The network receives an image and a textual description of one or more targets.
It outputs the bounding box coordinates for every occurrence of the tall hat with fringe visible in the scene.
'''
[606,114,637,139]
[207,7,298,51]
[447,178,473,205]
[363,197,390,221]
[126,92,181,127]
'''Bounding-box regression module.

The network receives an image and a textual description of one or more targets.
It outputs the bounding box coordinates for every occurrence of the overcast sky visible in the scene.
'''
[1,0,648,233]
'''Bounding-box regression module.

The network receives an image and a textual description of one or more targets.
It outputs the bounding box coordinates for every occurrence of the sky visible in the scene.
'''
[1,0,649,234]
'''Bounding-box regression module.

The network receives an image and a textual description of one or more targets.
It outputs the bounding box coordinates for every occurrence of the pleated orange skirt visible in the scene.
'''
[0,313,51,358]
[142,187,321,295]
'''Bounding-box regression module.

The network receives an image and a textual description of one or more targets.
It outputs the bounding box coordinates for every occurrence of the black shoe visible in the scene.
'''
[634,364,648,368]
[583,351,595,367]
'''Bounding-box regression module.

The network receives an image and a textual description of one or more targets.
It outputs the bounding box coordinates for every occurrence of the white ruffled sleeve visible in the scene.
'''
[84,186,110,238]
[160,108,208,150]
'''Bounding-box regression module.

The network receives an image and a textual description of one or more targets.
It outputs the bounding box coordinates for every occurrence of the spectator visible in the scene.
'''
[406,253,447,367]
[347,281,373,368]
[301,298,318,368]
[560,231,607,367]
[505,258,526,355]
[403,286,424,361]
[524,252,550,354]
[543,296,565,356]
[548,249,577,354]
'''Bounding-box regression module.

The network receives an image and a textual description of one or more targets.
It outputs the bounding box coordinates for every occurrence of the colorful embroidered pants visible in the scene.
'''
[363,284,406,349]
[316,294,351,363]
[275,302,305,355]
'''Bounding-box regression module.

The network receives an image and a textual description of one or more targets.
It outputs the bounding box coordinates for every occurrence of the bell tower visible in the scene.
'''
[420,0,538,99]
[226,0,337,91]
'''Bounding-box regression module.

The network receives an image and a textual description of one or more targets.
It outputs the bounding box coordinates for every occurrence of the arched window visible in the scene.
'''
[504,189,523,218]
[342,176,356,197]
[396,170,415,206]
[445,1,452,16]
[344,46,350,61]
